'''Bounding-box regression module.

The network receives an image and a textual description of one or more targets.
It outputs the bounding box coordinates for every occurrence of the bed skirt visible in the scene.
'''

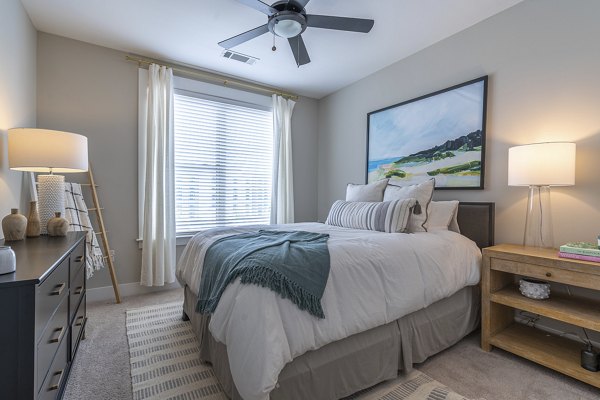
[183,284,480,400]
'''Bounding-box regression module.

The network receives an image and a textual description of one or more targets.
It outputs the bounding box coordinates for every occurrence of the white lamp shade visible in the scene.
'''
[8,128,88,173]
[508,142,576,186]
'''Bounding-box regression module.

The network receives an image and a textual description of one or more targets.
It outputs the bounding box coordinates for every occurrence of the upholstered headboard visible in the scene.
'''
[457,202,495,249]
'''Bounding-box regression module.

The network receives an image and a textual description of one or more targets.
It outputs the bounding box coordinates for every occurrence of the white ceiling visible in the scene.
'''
[21,0,523,99]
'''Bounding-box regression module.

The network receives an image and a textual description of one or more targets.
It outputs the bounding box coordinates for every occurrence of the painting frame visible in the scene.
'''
[365,75,488,190]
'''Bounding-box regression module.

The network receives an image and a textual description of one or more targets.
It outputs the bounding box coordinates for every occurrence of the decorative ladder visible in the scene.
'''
[82,164,121,303]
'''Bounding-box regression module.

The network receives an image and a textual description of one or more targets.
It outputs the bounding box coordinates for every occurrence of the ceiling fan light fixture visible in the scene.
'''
[219,0,375,66]
[273,19,303,38]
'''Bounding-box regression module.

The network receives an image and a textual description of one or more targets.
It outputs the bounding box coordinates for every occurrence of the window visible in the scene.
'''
[173,91,273,235]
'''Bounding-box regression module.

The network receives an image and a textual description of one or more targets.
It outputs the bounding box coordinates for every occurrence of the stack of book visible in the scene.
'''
[558,242,600,262]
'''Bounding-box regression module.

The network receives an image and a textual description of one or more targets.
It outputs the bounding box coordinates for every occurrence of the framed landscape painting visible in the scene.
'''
[366,76,488,189]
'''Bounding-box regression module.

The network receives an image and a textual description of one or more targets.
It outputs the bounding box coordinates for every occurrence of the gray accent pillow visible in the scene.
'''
[383,178,435,232]
[326,198,416,233]
[345,179,389,202]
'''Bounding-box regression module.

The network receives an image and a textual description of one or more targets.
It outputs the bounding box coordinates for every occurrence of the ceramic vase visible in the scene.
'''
[2,208,27,241]
[47,212,69,237]
[26,201,41,238]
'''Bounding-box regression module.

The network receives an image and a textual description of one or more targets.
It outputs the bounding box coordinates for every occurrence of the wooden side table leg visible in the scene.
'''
[481,254,492,351]
[481,253,515,351]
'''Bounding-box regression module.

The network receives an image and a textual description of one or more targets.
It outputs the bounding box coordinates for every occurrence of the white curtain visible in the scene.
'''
[271,95,296,224]
[140,64,176,286]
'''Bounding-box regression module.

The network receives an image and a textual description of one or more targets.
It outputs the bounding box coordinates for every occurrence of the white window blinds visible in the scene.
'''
[173,92,273,234]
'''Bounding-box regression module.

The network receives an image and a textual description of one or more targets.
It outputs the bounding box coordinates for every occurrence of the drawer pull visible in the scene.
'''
[50,282,66,296]
[49,326,65,344]
[75,255,84,263]
[546,272,552,278]
[74,286,84,295]
[47,369,65,391]
[75,316,87,327]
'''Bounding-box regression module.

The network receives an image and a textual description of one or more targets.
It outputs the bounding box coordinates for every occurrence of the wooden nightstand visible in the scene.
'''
[481,244,600,389]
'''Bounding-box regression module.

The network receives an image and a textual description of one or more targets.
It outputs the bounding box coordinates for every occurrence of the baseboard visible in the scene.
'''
[87,281,182,303]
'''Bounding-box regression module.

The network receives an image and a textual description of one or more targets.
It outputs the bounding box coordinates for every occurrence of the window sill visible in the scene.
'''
[136,235,194,249]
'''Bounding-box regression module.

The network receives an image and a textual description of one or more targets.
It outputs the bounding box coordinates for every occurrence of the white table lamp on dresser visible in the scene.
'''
[8,128,88,234]
[508,142,576,248]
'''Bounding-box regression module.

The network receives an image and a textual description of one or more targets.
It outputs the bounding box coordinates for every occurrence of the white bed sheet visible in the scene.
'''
[176,222,481,400]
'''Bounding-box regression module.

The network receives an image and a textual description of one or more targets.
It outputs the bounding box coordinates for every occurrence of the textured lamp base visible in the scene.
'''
[523,185,553,248]
[38,175,66,234]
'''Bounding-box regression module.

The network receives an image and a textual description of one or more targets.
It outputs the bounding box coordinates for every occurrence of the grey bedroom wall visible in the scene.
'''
[37,33,139,290]
[36,32,319,289]
[0,0,37,233]
[317,0,600,247]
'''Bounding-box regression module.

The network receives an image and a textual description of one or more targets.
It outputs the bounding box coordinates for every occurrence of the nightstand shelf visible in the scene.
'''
[490,323,599,387]
[491,286,600,331]
[482,244,600,389]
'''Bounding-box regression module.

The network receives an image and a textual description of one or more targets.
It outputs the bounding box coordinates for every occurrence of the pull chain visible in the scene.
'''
[272,34,277,52]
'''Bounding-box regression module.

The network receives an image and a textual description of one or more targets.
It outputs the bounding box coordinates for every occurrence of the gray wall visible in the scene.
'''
[317,0,600,247]
[0,0,37,230]
[36,33,319,289]
[291,95,319,223]
[37,33,139,289]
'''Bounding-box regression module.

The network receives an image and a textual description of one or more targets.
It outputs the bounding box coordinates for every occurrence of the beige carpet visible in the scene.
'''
[126,301,473,400]
[63,289,600,400]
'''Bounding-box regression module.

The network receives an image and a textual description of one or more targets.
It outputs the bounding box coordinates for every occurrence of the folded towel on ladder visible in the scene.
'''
[64,182,107,278]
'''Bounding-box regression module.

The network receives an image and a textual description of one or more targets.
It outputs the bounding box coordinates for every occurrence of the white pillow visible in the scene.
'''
[425,200,459,231]
[383,178,434,232]
[449,205,461,233]
[326,198,416,233]
[346,179,388,202]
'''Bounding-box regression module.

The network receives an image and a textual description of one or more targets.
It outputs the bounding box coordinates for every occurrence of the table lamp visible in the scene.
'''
[8,128,88,234]
[508,142,576,248]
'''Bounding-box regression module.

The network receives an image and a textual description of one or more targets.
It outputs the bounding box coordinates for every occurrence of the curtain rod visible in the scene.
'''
[126,55,299,101]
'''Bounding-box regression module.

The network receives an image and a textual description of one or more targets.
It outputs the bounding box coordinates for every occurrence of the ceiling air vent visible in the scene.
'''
[221,50,258,65]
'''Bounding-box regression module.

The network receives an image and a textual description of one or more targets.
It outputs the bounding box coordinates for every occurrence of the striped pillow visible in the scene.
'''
[325,198,416,233]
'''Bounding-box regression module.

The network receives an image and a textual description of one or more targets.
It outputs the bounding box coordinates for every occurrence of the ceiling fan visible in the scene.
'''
[219,0,375,67]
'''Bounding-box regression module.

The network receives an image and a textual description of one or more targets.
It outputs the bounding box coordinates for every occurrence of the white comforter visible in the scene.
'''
[176,223,481,400]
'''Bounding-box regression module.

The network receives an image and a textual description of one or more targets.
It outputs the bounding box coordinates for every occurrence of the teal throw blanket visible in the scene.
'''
[197,230,330,318]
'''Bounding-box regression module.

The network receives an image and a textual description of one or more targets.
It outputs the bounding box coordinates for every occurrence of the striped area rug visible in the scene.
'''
[126,302,225,399]
[126,302,475,400]
[345,370,471,400]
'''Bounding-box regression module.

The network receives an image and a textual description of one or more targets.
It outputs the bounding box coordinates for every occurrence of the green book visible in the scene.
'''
[559,242,600,257]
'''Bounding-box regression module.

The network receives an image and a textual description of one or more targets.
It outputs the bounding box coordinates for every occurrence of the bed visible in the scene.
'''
[177,202,494,400]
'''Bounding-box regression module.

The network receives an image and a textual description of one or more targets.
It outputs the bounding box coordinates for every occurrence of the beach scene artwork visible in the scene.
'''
[367,78,486,188]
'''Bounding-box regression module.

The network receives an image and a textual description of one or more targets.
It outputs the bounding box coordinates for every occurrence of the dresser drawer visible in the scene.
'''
[69,264,85,322]
[70,240,85,284]
[71,294,86,359]
[490,257,600,290]
[37,332,69,400]
[37,294,68,392]
[36,256,69,341]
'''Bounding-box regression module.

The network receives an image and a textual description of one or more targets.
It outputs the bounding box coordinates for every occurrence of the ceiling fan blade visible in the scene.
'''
[237,0,277,15]
[290,0,311,9]
[288,35,310,66]
[218,24,269,49]
[306,14,374,33]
